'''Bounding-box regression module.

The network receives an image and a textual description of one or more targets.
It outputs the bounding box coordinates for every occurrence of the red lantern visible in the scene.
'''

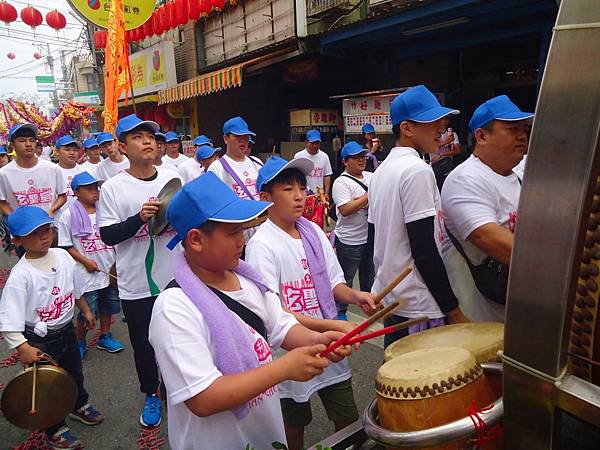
[143,17,153,37]
[211,0,225,12]
[45,9,66,31]
[188,0,201,21]
[20,5,43,30]
[152,10,163,35]
[175,0,188,26]
[158,6,169,33]
[154,105,169,126]
[7,52,15,60]
[0,2,18,26]
[93,30,107,49]
[166,2,177,29]
[33,51,42,59]
[199,0,211,17]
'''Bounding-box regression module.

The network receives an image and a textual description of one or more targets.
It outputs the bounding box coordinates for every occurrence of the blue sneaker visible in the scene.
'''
[45,426,82,449]
[96,332,125,353]
[140,394,161,427]
[78,340,87,360]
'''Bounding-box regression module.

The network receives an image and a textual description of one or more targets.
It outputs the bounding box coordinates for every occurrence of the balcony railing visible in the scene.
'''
[307,0,355,18]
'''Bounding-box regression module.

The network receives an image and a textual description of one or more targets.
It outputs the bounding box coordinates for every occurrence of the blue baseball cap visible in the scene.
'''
[468,95,534,132]
[195,144,220,161]
[362,123,375,134]
[341,141,366,160]
[7,206,53,237]
[166,172,271,250]
[71,171,98,191]
[0,146,7,155]
[55,135,77,147]
[8,123,38,140]
[306,129,321,143]
[391,85,459,126]
[155,132,166,141]
[223,116,256,136]
[193,135,212,147]
[256,156,314,192]
[83,137,99,149]
[115,114,159,140]
[164,131,179,143]
[96,132,114,145]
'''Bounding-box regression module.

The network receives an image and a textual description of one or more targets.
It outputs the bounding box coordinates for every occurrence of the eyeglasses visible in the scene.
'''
[348,154,367,160]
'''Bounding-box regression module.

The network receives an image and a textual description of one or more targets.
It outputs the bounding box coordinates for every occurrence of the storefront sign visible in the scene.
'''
[290,109,338,136]
[182,140,194,157]
[342,94,396,134]
[67,0,154,30]
[74,91,101,105]
[124,41,177,98]
[36,76,55,93]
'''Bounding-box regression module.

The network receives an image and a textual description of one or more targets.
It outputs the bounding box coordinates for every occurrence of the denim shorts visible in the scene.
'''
[78,285,121,321]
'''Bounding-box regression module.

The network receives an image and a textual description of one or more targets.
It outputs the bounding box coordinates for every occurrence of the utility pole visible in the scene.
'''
[46,43,60,110]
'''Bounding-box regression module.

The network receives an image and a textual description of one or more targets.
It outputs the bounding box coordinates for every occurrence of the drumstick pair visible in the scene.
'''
[344,315,429,346]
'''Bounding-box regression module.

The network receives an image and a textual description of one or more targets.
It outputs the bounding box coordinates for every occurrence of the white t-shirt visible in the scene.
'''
[293,149,333,194]
[332,171,373,245]
[98,168,183,300]
[78,161,100,177]
[245,219,351,402]
[513,154,526,180]
[156,160,180,175]
[0,159,65,212]
[95,157,130,181]
[57,210,115,293]
[40,146,53,161]
[0,248,84,332]
[208,154,261,200]
[149,274,298,450]
[58,165,88,218]
[178,157,204,184]
[440,155,520,322]
[368,147,444,319]
[162,153,187,168]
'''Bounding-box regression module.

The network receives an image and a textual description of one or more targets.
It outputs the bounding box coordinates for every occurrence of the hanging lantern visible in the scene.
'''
[93,30,107,49]
[188,0,201,21]
[33,51,42,59]
[20,5,43,30]
[166,2,177,29]
[199,0,211,17]
[158,6,169,33]
[210,0,225,12]
[45,9,66,32]
[143,17,153,37]
[7,52,15,60]
[175,0,188,26]
[0,2,18,27]
[152,10,163,35]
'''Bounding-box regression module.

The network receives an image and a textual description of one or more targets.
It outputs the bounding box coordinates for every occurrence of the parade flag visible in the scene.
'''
[102,0,132,133]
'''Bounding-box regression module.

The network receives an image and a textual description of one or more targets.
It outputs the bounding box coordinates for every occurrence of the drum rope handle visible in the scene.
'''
[467,400,501,447]
[138,425,165,450]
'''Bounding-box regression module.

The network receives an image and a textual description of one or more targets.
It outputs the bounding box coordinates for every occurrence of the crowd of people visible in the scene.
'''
[0,84,532,449]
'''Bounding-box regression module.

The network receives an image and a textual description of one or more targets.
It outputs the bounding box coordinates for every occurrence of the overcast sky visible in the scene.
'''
[0,0,86,102]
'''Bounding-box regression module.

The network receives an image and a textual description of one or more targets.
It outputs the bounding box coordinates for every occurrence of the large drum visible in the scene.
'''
[384,323,504,364]
[376,346,499,450]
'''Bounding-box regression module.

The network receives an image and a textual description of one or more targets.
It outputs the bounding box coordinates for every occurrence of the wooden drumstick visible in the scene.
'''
[373,266,413,304]
[29,362,37,416]
[97,268,118,281]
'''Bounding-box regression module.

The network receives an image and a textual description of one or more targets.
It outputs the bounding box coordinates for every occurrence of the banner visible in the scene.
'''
[125,41,176,98]
[67,0,154,30]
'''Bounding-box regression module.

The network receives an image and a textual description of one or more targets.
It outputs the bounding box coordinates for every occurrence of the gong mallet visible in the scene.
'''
[345,315,429,346]
[29,363,37,416]
[320,300,405,357]
[97,268,118,281]
[373,266,413,304]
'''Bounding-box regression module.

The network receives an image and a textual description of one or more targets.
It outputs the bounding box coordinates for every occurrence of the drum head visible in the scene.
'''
[149,177,182,236]
[1,364,77,430]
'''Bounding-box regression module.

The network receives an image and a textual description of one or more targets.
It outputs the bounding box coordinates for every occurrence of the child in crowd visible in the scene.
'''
[79,138,101,176]
[162,131,187,168]
[0,206,103,449]
[148,173,352,450]
[99,114,183,428]
[0,123,66,218]
[245,156,377,450]
[0,146,9,168]
[57,171,124,359]
[95,132,130,181]
[154,132,179,173]
[55,135,85,217]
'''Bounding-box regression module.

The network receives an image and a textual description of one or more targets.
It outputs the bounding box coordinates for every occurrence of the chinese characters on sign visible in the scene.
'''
[342,94,396,134]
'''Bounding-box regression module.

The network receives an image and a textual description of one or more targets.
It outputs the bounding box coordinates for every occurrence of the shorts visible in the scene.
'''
[280,378,358,427]
[78,285,121,321]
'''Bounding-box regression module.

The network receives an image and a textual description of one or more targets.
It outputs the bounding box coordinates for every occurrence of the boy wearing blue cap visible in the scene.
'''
[55,135,86,217]
[246,156,377,450]
[441,95,533,322]
[79,137,102,176]
[294,129,333,197]
[0,205,104,448]
[148,173,352,450]
[162,131,187,168]
[0,146,9,168]
[57,171,124,358]
[95,132,129,181]
[99,114,183,427]
[369,85,469,347]
[153,131,180,174]
[178,136,220,184]
[0,124,66,218]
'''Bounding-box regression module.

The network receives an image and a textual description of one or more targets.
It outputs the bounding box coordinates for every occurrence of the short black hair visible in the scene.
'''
[10,128,37,141]
[181,220,217,249]
[392,124,401,140]
[118,124,156,143]
[261,168,307,193]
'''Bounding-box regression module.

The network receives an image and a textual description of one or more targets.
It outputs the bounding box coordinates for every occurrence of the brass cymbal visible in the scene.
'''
[149,177,182,236]
[1,364,77,430]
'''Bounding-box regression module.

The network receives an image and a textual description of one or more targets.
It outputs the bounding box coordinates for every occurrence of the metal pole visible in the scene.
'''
[46,43,60,110]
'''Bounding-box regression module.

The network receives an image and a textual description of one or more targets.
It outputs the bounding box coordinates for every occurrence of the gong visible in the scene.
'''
[149,177,182,236]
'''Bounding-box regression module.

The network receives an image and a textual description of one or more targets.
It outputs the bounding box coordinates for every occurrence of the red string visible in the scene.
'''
[138,426,165,450]
[0,351,20,368]
[467,400,501,447]
[11,430,49,450]
[86,327,102,350]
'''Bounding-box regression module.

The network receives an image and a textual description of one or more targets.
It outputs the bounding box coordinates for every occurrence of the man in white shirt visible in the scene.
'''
[153,132,179,174]
[369,85,469,347]
[95,132,129,181]
[332,141,374,320]
[294,129,332,197]
[162,131,187,168]
[79,137,102,176]
[178,135,221,184]
[441,95,533,322]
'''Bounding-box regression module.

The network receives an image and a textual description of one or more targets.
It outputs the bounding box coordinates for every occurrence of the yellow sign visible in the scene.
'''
[67,0,154,31]
[121,41,176,98]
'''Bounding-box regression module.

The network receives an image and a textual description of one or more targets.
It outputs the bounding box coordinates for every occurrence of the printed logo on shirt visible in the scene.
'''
[281,272,321,318]
[508,211,517,233]
[36,287,74,322]
[81,224,112,253]
[310,167,324,178]
[133,196,176,241]
[14,179,53,207]
[232,179,258,200]
[66,176,74,197]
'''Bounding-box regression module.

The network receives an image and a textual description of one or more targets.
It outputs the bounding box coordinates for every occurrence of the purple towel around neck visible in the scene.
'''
[69,200,100,237]
[408,317,446,335]
[295,217,338,320]
[173,252,272,419]
[366,152,379,170]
